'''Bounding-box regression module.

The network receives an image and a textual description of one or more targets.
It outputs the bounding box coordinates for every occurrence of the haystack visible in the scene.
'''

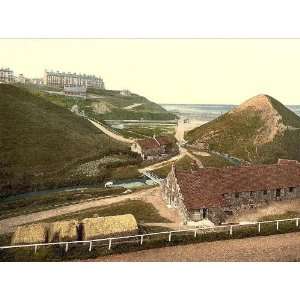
[48,220,79,242]
[11,223,48,245]
[81,214,138,240]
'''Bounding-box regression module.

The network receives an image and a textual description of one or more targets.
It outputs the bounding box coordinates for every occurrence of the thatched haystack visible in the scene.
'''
[48,220,79,242]
[81,214,138,240]
[11,223,48,245]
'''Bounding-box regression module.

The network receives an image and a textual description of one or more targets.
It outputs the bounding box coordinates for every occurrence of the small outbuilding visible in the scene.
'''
[131,135,178,160]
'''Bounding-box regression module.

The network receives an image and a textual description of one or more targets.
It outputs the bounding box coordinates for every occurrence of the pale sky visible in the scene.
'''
[1,39,300,104]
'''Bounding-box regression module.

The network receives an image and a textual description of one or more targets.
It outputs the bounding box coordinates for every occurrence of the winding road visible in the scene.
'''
[88,119,134,144]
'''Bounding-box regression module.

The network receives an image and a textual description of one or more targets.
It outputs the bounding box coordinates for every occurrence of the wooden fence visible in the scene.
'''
[0,217,299,254]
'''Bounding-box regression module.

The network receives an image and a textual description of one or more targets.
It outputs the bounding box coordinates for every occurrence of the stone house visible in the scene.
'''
[161,160,300,225]
[131,135,178,160]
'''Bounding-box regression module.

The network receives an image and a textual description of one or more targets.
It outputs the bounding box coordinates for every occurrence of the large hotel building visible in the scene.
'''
[43,70,105,89]
[0,68,15,83]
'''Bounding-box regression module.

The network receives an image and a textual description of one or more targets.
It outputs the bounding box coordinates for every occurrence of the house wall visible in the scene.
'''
[161,167,190,222]
[223,187,300,213]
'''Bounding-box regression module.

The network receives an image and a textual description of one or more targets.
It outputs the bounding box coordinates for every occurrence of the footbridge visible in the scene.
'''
[141,170,164,185]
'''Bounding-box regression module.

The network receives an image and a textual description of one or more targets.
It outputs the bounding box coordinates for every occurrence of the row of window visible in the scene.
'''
[231,187,296,198]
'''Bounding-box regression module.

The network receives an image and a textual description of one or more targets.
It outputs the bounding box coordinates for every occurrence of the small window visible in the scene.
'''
[289,187,295,193]
[263,190,267,195]
[235,192,239,198]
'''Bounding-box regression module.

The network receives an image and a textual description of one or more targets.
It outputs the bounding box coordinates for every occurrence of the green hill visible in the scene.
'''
[43,88,176,121]
[186,94,300,164]
[0,84,132,197]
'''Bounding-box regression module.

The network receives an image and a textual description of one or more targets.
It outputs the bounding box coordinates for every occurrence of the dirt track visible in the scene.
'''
[95,232,300,262]
[88,119,133,144]
[0,188,159,234]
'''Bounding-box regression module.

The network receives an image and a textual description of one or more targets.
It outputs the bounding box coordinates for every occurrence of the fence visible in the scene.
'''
[0,217,299,255]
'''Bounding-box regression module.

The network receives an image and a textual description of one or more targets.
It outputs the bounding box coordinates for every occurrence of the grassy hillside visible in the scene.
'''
[186,94,300,164]
[43,88,176,121]
[0,84,135,197]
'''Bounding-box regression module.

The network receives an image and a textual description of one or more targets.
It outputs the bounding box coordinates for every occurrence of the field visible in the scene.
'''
[27,199,170,224]
[114,123,176,139]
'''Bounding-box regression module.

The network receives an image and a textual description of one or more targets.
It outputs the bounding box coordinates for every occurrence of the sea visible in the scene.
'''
[162,104,300,123]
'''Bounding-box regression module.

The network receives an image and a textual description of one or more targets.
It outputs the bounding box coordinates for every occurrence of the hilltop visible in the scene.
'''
[0,84,134,197]
[186,94,300,164]
[42,87,176,121]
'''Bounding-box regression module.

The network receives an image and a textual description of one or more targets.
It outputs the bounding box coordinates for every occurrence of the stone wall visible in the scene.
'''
[223,187,300,212]
[161,167,190,223]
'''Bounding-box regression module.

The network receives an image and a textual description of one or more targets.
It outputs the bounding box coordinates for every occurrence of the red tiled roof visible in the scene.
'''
[156,136,175,146]
[137,136,175,150]
[175,163,300,210]
[137,138,160,150]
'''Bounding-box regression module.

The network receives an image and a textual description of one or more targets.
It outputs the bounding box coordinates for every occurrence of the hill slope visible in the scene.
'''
[0,84,130,197]
[43,88,176,121]
[186,94,300,164]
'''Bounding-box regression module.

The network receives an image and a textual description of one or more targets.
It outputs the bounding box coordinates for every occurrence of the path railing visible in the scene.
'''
[0,217,299,254]
[141,170,163,184]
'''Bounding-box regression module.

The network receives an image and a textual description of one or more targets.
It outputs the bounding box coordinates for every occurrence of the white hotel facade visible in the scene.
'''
[44,70,105,89]
[0,68,15,83]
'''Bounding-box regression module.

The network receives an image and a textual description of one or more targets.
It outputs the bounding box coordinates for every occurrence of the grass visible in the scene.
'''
[0,84,131,197]
[1,217,299,261]
[0,187,125,220]
[192,153,234,168]
[258,211,300,222]
[43,87,177,121]
[186,110,263,162]
[186,95,300,164]
[152,155,195,178]
[29,199,170,224]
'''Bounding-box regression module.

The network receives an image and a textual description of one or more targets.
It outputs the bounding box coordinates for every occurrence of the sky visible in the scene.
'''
[1,39,300,105]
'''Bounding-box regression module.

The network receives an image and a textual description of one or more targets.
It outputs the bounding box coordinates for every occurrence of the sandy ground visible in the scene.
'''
[192,151,211,157]
[227,200,300,223]
[94,231,300,262]
[142,188,183,229]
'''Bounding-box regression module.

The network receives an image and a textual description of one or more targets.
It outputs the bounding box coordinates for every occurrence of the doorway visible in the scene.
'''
[276,188,281,197]
[203,208,208,219]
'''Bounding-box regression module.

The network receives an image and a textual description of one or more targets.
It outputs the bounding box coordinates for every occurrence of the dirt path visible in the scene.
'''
[227,200,300,223]
[95,231,300,262]
[0,188,158,234]
[185,150,204,168]
[88,119,134,144]
[139,149,186,173]
[141,187,182,226]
